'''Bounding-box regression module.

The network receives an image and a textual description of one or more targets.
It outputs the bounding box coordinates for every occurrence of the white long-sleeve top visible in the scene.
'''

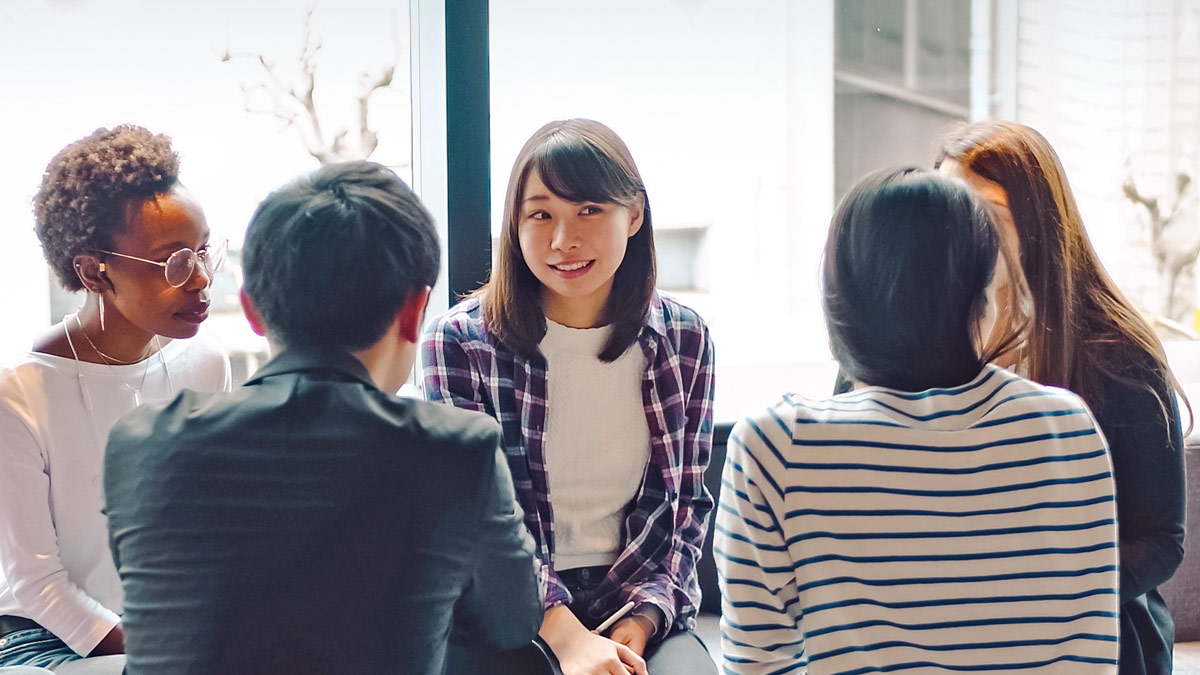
[0,333,229,655]
[716,365,1120,675]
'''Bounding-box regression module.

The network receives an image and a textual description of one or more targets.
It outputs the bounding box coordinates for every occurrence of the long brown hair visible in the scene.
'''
[937,120,1188,426]
[478,119,656,362]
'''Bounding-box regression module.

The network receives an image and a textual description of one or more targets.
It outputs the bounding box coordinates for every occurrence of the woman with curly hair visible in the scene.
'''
[0,125,231,670]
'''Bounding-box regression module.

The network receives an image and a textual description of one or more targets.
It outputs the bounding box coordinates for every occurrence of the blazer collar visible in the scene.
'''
[244,348,377,390]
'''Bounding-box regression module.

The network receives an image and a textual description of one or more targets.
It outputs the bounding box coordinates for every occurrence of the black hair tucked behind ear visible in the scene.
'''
[823,167,998,391]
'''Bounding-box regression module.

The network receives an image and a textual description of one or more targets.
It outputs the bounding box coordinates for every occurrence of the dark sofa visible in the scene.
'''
[1160,442,1199,672]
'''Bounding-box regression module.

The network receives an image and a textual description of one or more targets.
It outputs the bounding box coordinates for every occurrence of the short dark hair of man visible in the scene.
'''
[33,125,180,291]
[822,166,999,392]
[243,161,440,352]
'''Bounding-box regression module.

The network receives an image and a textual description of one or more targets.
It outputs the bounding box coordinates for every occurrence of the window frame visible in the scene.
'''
[416,0,492,314]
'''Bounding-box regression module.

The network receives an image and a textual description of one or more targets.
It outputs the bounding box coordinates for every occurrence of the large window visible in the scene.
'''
[1,0,415,380]
[3,0,1198,418]
[491,0,839,419]
[835,0,971,198]
[488,0,1200,419]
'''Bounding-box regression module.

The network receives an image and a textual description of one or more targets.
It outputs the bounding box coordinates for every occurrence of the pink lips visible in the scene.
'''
[175,304,210,324]
[549,260,594,279]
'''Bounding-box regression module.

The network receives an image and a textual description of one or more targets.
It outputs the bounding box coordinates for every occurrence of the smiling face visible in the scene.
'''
[101,187,214,339]
[517,169,644,328]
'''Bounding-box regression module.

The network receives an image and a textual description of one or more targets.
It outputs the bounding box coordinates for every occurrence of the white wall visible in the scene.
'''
[490,0,837,382]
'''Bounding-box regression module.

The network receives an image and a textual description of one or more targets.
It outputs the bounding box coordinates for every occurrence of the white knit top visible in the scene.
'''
[541,319,650,571]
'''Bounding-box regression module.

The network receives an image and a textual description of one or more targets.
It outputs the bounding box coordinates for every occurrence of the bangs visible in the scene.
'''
[532,137,640,205]
[486,118,656,362]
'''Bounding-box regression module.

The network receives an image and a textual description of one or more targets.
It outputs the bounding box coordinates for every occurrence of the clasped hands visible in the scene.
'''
[541,604,653,675]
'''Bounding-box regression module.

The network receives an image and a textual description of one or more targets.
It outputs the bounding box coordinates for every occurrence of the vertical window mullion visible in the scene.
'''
[444,0,492,306]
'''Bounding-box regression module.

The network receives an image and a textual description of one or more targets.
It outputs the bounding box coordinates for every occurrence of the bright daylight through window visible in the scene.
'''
[1,0,1198,422]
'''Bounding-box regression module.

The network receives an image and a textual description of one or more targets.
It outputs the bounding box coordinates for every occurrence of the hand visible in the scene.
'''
[540,605,648,675]
[558,632,647,675]
[88,624,124,656]
[607,616,653,657]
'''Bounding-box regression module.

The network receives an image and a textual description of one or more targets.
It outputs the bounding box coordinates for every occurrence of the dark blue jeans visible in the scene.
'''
[558,566,715,673]
[0,627,80,669]
[449,566,716,675]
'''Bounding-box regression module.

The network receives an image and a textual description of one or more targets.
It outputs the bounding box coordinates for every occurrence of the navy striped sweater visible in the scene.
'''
[715,365,1120,675]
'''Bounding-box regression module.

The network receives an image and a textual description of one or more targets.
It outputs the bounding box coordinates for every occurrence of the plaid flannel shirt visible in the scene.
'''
[420,293,715,633]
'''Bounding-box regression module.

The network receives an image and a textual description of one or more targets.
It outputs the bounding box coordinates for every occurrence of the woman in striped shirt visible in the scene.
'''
[716,167,1121,674]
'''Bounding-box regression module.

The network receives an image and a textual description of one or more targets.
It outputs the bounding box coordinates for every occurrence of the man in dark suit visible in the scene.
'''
[103,161,542,674]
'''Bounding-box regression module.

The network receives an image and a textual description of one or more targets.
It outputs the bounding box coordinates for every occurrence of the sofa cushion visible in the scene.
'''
[1160,444,1199,642]
[697,425,730,615]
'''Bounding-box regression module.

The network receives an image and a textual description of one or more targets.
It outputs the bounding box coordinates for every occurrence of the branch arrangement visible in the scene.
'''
[1123,169,1198,323]
[221,6,404,166]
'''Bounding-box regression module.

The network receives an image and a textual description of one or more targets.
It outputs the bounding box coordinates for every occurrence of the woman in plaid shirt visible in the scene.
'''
[423,119,716,675]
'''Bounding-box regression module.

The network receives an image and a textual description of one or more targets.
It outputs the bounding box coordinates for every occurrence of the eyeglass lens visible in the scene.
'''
[164,240,228,287]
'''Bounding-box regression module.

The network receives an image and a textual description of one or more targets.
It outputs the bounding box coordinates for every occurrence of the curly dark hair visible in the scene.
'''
[33,125,181,291]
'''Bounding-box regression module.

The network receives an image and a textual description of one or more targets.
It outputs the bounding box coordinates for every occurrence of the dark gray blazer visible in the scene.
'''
[104,348,541,675]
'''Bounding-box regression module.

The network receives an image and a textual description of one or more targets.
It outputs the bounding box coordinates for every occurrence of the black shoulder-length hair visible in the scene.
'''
[477,118,656,362]
[823,167,1024,391]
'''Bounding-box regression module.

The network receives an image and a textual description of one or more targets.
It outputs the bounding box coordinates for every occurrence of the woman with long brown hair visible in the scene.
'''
[938,120,1187,675]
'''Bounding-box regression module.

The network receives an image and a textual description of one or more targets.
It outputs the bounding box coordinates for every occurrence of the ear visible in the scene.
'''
[627,193,645,238]
[239,288,268,337]
[73,254,110,293]
[396,286,433,344]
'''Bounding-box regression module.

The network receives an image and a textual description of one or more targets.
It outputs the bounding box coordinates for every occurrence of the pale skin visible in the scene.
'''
[519,170,644,329]
[939,158,1023,368]
[517,171,653,674]
[540,605,650,675]
[937,159,1020,261]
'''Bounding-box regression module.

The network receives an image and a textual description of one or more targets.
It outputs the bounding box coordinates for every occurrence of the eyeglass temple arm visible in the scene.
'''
[92,249,166,267]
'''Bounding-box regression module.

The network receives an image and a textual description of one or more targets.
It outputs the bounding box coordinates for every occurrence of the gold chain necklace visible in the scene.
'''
[68,313,157,405]
[62,317,171,449]
[72,313,152,365]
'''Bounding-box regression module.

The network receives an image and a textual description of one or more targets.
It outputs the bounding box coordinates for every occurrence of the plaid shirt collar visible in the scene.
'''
[421,292,715,634]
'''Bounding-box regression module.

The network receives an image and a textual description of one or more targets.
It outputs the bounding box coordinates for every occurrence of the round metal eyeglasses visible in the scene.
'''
[93,239,228,288]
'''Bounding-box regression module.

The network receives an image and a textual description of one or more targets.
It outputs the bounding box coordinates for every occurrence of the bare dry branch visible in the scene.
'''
[221,3,402,166]
[1124,169,1200,322]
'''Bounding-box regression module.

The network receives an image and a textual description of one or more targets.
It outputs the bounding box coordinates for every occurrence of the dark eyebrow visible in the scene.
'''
[522,194,550,204]
[150,231,209,256]
[150,241,188,256]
